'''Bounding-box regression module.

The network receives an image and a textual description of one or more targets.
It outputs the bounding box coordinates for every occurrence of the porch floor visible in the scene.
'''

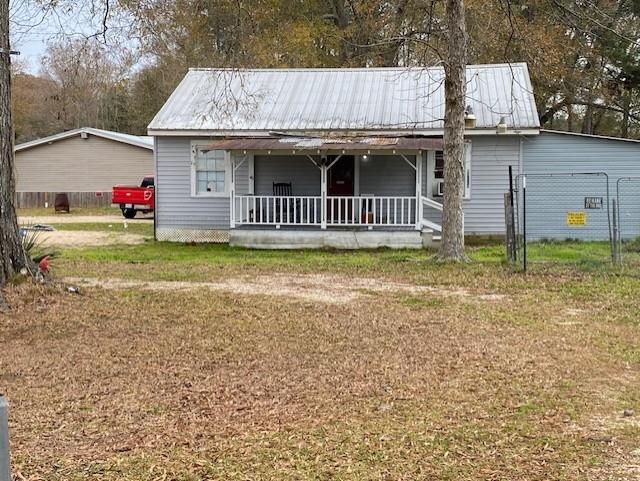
[234,225,418,231]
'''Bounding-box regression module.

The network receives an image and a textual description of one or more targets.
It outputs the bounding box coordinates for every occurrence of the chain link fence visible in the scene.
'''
[509,172,615,270]
[613,177,640,266]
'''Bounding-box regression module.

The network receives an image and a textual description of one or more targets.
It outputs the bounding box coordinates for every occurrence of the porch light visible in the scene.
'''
[464,105,476,129]
[362,154,369,161]
[496,116,508,134]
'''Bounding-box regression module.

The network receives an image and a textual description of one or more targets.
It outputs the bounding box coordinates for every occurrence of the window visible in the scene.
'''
[433,142,471,199]
[434,151,444,179]
[191,146,229,197]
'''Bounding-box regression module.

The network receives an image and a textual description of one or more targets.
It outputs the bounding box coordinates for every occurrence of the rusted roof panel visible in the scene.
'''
[203,137,443,152]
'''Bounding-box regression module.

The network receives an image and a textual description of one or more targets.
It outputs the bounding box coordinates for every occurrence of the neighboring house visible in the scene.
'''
[15,127,154,209]
[149,64,540,248]
[522,130,640,241]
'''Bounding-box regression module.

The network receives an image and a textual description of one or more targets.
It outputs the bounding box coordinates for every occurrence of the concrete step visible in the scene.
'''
[420,228,442,247]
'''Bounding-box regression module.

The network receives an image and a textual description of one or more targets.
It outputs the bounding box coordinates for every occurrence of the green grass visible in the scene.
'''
[58,238,638,271]
[50,222,154,236]
[525,240,613,262]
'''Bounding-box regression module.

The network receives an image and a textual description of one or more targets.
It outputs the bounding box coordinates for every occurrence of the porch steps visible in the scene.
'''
[421,228,442,247]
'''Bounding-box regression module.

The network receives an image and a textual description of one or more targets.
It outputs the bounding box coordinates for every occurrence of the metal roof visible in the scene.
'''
[148,64,540,135]
[540,129,640,144]
[204,136,443,152]
[15,127,154,152]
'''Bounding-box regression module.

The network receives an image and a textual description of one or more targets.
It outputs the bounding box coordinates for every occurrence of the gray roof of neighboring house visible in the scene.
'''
[148,63,540,134]
[15,127,154,152]
[540,129,640,144]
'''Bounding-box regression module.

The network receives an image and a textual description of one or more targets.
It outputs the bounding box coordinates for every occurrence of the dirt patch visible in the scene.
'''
[19,214,153,225]
[63,273,506,304]
[40,231,146,247]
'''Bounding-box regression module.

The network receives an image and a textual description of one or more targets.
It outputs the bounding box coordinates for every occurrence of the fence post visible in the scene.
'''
[504,192,516,262]
[612,199,619,264]
[522,176,527,273]
[0,395,10,481]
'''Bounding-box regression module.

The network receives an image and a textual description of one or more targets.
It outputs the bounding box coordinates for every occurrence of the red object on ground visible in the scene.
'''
[38,256,50,273]
[112,176,155,219]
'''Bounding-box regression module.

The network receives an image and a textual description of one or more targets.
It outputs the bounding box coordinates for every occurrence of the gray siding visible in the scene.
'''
[418,139,521,235]
[463,136,521,234]
[255,155,320,195]
[359,155,416,196]
[523,131,640,240]
[156,136,523,236]
[16,134,153,192]
[156,137,248,230]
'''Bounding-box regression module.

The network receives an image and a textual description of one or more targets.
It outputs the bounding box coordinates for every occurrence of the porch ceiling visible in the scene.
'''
[204,136,443,153]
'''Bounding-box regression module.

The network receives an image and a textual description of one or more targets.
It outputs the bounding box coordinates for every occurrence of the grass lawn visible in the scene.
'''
[50,222,154,237]
[2,240,640,480]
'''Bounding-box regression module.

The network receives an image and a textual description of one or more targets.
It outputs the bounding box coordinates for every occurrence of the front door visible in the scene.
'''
[327,156,354,196]
[327,156,355,223]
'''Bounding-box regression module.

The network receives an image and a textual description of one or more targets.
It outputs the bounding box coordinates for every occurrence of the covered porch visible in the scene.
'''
[216,137,446,245]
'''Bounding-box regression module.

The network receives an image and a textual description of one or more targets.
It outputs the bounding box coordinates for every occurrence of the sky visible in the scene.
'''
[9,0,124,73]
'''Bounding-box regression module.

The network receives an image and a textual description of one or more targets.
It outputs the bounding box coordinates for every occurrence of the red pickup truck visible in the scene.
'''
[112,176,155,219]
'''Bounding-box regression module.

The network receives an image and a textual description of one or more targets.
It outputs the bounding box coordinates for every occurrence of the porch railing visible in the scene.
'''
[326,196,417,226]
[421,196,443,232]
[235,195,323,226]
[234,195,419,227]
[233,195,451,232]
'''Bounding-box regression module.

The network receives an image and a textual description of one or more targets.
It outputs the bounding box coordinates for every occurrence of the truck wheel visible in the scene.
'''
[122,208,137,219]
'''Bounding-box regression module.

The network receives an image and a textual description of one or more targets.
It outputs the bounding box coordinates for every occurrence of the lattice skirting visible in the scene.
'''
[156,228,230,243]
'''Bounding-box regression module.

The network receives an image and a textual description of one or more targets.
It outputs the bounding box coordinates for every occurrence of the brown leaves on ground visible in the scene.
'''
[1,268,639,480]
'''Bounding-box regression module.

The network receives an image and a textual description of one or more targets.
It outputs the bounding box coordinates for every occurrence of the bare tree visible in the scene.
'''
[438,0,467,261]
[0,0,29,300]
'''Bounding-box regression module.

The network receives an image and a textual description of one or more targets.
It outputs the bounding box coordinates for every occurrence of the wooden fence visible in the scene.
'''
[16,192,113,209]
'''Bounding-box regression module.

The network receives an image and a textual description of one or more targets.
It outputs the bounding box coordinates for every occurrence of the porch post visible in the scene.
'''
[229,151,235,229]
[321,164,327,229]
[416,152,423,230]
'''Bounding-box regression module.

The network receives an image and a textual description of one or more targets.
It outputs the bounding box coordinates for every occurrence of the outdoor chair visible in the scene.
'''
[273,182,295,223]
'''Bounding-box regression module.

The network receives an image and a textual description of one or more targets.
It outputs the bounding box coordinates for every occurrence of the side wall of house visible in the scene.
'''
[420,136,521,235]
[523,131,640,240]
[463,136,521,234]
[155,137,249,242]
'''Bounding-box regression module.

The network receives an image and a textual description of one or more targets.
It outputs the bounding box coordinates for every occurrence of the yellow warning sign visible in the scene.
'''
[566,211,587,226]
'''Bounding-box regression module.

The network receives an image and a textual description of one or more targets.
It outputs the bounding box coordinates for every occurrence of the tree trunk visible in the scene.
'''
[567,103,574,132]
[582,103,594,134]
[438,0,467,262]
[621,89,630,139]
[0,0,28,290]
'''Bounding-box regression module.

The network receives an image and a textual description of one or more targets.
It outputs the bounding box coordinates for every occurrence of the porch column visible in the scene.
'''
[415,152,423,230]
[229,151,235,229]
[320,164,327,229]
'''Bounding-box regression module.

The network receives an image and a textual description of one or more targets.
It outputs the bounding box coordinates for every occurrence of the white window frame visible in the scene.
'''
[190,142,231,198]
[431,141,472,200]
[464,140,472,200]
